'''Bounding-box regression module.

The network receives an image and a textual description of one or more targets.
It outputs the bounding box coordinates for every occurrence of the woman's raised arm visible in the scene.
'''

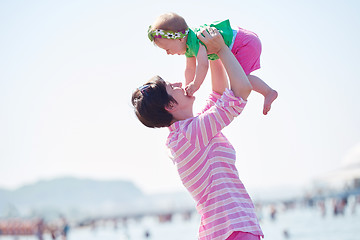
[197,28,252,100]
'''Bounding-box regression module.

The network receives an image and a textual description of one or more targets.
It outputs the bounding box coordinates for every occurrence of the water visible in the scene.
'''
[260,206,359,240]
[1,200,359,240]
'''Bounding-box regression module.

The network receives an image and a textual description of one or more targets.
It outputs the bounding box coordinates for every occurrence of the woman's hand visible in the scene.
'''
[197,27,226,54]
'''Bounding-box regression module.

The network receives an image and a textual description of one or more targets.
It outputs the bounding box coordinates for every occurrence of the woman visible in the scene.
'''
[131,28,263,240]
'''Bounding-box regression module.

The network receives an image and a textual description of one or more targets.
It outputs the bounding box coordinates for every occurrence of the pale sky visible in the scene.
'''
[1,0,359,195]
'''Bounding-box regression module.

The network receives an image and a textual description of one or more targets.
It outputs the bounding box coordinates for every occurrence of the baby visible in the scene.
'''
[148,12,278,115]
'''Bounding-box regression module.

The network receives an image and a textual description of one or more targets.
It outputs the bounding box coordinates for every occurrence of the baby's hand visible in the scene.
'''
[185,82,200,96]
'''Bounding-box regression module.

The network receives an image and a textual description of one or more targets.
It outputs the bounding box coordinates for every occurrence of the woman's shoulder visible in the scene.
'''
[169,117,196,133]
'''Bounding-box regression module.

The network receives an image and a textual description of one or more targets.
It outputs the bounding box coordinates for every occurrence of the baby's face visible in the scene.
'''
[155,38,187,55]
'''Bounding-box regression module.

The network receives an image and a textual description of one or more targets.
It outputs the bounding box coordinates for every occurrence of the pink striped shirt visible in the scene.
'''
[166,89,263,240]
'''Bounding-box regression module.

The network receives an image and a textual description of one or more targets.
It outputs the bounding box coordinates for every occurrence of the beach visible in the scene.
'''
[1,195,359,240]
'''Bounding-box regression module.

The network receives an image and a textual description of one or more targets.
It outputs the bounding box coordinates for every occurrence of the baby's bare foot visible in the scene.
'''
[263,90,278,115]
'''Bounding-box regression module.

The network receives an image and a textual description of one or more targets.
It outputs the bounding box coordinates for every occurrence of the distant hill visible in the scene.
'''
[0,177,144,218]
[0,177,305,219]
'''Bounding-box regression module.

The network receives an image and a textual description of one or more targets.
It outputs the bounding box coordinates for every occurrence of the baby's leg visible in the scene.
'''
[231,28,277,114]
[247,75,278,115]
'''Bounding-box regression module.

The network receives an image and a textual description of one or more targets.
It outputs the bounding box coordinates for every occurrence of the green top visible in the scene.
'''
[185,19,233,61]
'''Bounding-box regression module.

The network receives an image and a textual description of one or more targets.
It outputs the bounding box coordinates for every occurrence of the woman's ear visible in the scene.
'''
[165,102,177,112]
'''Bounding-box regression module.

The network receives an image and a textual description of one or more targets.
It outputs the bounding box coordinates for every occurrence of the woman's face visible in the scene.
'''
[165,81,195,111]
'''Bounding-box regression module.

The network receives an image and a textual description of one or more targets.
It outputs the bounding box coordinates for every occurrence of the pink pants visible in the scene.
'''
[231,27,262,75]
[226,231,261,240]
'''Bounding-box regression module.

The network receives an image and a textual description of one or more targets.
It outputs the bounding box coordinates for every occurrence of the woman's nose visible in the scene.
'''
[174,82,182,87]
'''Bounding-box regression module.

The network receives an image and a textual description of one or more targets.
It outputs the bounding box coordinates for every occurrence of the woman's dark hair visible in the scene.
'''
[131,76,177,128]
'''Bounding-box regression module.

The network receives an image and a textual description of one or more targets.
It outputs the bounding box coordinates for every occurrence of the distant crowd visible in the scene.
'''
[0,216,69,240]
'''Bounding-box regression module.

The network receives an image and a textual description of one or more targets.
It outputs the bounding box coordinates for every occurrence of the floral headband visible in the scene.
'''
[148,26,189,41]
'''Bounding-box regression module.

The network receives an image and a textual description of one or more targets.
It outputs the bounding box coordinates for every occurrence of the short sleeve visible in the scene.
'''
[185,29,199,58]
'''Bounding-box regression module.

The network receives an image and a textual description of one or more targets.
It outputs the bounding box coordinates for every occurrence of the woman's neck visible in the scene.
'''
[172,109,194,123]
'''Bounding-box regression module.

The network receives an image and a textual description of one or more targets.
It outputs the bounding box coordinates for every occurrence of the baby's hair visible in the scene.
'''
[150,12,188,33]
[131,76,177,128]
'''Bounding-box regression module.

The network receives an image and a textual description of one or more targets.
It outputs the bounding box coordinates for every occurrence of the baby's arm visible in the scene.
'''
[185,44,209,96]
[185,57,196,86]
